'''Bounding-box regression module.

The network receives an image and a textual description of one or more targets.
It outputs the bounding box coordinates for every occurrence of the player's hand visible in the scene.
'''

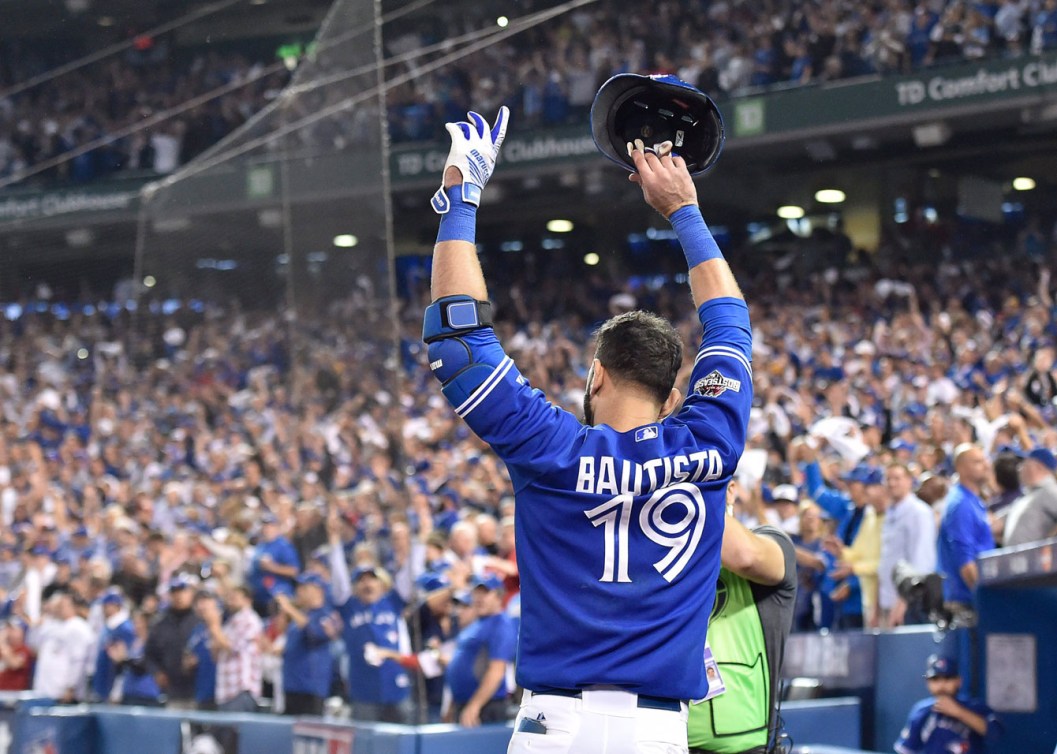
[459,701,482,728]
[628,138,698,218]
[431,107,510,213]
[932,695,964,719]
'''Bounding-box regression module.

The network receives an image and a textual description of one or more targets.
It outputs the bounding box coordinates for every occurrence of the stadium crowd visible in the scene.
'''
[4,0,1057,180]
[0,213,1052,722]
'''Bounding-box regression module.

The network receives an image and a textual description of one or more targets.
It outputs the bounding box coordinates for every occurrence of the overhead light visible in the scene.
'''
[497,16,509,27]
[546,219,574,233]
[249,0,267,4]
[143,275,157,289]
[97,15,114,26]
[815,189,846,204]
[912,122,951,148]
[777,205,804,219]
[333,234,358,248]
[1013,177,1036,191]
[583,253,600,266]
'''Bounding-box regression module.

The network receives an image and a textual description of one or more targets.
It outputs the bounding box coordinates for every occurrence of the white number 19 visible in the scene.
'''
[585,482,707,584]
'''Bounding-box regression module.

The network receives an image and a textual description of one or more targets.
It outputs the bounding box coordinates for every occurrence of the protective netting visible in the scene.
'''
[135,0,393,321]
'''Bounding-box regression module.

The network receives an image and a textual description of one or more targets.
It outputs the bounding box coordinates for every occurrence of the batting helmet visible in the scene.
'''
[590,73,725,177]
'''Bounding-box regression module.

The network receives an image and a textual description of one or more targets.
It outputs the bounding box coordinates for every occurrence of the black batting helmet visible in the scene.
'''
[590,73,725,177]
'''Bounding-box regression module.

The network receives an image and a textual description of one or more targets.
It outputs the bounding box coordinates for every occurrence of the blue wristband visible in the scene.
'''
[669,204,722,269]
[436,187,478,244]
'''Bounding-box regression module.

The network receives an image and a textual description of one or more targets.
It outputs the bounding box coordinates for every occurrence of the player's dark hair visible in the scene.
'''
[595,311,682,405]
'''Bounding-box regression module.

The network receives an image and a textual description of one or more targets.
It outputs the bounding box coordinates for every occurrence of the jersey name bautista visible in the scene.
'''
[575,450,724,496]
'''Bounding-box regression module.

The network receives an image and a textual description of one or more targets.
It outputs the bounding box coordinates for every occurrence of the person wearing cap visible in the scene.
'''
[408,571,458,722]
[769,484,802,537]
[1003,447,1057,546]
[879,463,937,627]
[688,482,797,754]
[144,575,201,709]
[326,521,412,722]
[937,444,995,620]
[275,572,340,716]
[248,514,301,616]
[445,573,516,727]
[362,571,458,723]
[894,654,1000,754]
[801,447,885,627]
[90,589,135,702]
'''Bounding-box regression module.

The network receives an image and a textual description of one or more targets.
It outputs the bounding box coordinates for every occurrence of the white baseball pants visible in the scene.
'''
[507,689,689,754]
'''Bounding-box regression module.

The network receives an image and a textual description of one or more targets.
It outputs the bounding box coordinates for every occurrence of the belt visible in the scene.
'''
[534,687,683,712]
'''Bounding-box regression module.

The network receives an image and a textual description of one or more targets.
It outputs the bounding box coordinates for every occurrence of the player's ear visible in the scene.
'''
[589,359,605,395]
[659,387,681,419]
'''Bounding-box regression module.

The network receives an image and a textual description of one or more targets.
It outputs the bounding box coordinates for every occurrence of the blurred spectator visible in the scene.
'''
[445,574,516,727]
[937,445,994,622]
[0,619,34,691]
[879,462,937,627]
[113,609,164,706]
[91,588,134,702]
[184,591,219,710]
[791,501,827,632]
[276,573,340,716]
[30,591,95,702]
[329,546,411,723]
[145,574,201,709]
[1004,447,1057,545]
[248,513,301,617]
[202,585,262,713]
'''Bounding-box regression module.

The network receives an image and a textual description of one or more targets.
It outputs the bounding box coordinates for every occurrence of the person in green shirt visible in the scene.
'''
[689,481,798,754]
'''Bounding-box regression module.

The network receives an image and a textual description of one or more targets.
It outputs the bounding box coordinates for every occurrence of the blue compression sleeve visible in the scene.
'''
[670,204,722,269]
[436,187,478,244]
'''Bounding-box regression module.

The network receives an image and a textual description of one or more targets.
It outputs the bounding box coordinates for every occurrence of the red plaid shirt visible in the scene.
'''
[215,606,263,704]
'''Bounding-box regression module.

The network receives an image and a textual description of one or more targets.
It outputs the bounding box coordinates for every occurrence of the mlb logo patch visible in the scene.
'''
[635,426,659,442]
[694,370,741,398]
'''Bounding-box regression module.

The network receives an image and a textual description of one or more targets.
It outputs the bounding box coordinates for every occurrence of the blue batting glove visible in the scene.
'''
[430,106,510,214]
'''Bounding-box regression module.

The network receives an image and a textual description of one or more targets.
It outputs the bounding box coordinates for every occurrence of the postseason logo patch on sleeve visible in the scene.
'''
[694,370,741,398]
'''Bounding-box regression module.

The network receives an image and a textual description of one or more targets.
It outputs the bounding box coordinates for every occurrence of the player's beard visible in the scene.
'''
[582,367,595,426]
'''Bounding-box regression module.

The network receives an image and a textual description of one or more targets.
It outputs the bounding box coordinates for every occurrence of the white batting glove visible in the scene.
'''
[430,106,510,214]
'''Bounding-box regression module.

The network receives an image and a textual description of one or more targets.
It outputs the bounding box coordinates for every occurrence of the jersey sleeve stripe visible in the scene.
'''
[695,345,753,376]
[455,356,515,418]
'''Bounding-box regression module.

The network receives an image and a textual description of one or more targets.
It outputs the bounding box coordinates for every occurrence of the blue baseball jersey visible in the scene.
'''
[92,617,136,699]
[337,592,411,704]
[446,613,517,704]
[430,297,752,700]
[283,607,340,697]
[895,696,1000,754]
[248,537,301,605]
[185,623,216,704]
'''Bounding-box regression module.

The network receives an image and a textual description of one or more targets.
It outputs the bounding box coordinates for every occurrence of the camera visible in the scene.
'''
[892,560,952,628]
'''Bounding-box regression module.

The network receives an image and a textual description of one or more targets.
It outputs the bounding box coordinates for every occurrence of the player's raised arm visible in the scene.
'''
[628,141,742,309]
[429,107,509,302]
[421,107,583,477]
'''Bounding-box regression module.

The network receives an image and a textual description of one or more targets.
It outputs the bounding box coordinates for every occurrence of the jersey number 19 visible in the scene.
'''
[585,482,707,584]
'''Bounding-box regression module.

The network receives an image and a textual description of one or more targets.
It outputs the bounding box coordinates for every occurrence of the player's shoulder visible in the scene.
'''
[909,696,936,717]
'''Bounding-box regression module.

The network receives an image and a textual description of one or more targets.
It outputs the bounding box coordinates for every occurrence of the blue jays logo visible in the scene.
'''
[694,370,741,398]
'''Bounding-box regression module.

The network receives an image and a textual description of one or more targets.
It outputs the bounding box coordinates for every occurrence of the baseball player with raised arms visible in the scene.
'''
[422,85,751,753]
